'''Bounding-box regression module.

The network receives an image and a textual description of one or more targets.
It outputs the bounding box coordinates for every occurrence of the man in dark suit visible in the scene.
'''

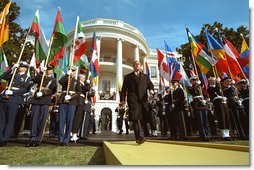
[120,61,154,144]
[0,61,31,146]
[26,64,57,147]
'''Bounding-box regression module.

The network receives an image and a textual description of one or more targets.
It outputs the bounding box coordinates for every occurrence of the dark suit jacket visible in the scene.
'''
[120,72,154,120]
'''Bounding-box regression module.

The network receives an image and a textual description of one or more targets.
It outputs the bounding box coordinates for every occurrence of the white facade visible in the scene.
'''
[66,18,182,132]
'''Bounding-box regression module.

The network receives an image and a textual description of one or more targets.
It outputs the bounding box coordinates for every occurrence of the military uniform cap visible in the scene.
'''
[208,77,216,81]
[47,64,54,70]
[19,61,29,68]
[221,77,231,82]
[190,75,198,81]
[70,66,78,71]
[236,79,247,85]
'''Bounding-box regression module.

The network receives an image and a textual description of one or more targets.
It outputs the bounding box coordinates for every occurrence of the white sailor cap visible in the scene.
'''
[76,32,85,38]
[189,75,198,81]
[208,77,216,81]
[70,66,78,71]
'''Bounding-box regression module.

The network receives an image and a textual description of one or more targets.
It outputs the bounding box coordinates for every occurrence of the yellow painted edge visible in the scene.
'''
[103,141,122,165]
[147,139,249,152]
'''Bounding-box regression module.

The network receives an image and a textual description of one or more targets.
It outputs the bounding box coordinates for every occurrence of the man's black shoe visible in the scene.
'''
[26,141,36,147]
[35,142,41,147]
[136,138,146,145]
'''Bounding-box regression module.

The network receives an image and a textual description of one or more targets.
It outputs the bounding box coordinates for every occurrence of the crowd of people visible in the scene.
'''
[0,60,249,147]
[0,62,96,147]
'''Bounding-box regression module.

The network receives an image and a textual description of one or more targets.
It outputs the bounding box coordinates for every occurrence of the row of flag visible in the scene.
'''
[153,27,249,94]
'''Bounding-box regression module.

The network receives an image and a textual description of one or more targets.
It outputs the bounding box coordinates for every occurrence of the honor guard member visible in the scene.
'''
[189,76,210,142]
[120,61,154,144]
[236,79,249,137]
[156,93,168,137]
[58,66,81,146]
[26,64,57,147]
[164,86,176,138]
[0,61,31,146]
[207,77,231,140]
[222,77,246,140]
[115,103,126,135]
[71,74,91,142]
[171,80,188,140]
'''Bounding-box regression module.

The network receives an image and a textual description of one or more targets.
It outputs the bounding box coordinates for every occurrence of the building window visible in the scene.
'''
[102,80,111,93]
[150,66,157,78]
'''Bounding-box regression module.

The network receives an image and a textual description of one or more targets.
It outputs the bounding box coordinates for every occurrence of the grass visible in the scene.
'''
[0,145,106,165]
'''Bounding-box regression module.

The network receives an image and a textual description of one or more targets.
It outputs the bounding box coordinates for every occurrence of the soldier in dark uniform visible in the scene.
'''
[26,64,57,147]
[222,77,246,140]
[115,103,126,135]
[236,79,249,137]
[172,80,187,140]
[0,61,31,146]
[148,95,158,137]
[164,86,176,138]
[189,76,210,142]
[71,74,92,142]
[156,93,168,137]
[120,61,154,144]
[207,77,231,140]
[58,66,81,146]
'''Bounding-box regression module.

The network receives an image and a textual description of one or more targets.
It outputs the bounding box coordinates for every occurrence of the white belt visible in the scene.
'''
[193,95,202,99]
[63,91,75,94]
[80,94,85,97]
[11,87,20,90]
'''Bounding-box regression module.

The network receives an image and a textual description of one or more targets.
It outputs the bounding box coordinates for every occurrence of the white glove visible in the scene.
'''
[246,79,249,86]
[12,63,19,70]
[231,80,235,84]
[5,90,13,95]
[216,77,221,82]
[86,79,90,84]
[65,95,71,101]
[67,69,72,75]
[36,92,43,97]
[197,80,201,85]
[171,104,175,108]
[40,66,47,72]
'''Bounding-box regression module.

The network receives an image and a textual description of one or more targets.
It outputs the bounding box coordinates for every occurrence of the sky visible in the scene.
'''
[12,0,249,51]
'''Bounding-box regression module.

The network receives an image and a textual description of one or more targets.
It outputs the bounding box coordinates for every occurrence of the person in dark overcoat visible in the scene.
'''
[120,61,154,144]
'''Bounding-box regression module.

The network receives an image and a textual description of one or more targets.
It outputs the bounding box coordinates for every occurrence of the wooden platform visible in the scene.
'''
[103,139,249,165]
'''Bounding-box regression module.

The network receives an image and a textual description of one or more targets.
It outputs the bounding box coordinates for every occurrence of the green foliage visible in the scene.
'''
[0,0,34,65]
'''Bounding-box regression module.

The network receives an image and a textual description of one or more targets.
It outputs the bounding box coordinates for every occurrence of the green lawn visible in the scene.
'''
[0,146,106,165]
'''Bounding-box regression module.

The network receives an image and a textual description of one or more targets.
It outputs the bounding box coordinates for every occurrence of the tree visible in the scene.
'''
[0,0,33,65]
[176,22,249,77]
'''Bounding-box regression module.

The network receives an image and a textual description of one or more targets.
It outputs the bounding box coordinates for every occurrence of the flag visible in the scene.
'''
[240,36,249,77]
[222,37,244,78]
[179,63,191,87]
[0,1,11,48]
[0,47,9,74]
[144,61,150,77]
[201,73,208,92]
[90,31,100,78]
[48,9,67,66]
[164,41,182,81]
[186,28,216,74]
[205,29,229,74]
[73,16,88,68]
[29,53,39,75]
[30,9,49,64]
[156,48,170,80]
[189,64,196,77]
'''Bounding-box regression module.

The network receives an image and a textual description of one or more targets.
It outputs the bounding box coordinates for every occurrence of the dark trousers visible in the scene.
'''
[30,105,49,142]
[72,105,85,134]
[175,108,187,139]
[194,109,209,140]
[229,106,246,139]
[59,104,76,144]
[13,105,26,138]
[49,109,59,136]
[81,111,91,138]
[0,102,20,141]
[132,120,144,140]
[166,111,177,138]
[149,111,157,131]
[159,114,168,135]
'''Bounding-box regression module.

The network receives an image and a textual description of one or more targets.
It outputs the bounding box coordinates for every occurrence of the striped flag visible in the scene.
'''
[30,9,48,65]
[240,36,249,77]
[0,1,11,48]
[186,28,216,74]
[0,47,9,74]
[144,61,150,77]
[90,31,100,78]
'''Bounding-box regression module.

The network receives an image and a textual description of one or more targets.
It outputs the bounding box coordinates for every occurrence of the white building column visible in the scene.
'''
[134,45,140,62]
[116,38,123,102]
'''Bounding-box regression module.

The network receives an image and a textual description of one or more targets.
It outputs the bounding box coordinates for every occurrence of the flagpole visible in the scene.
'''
[185,26,203,96]
[65,15,79,97]
[38,35,54,92]
[7,26,31,91]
